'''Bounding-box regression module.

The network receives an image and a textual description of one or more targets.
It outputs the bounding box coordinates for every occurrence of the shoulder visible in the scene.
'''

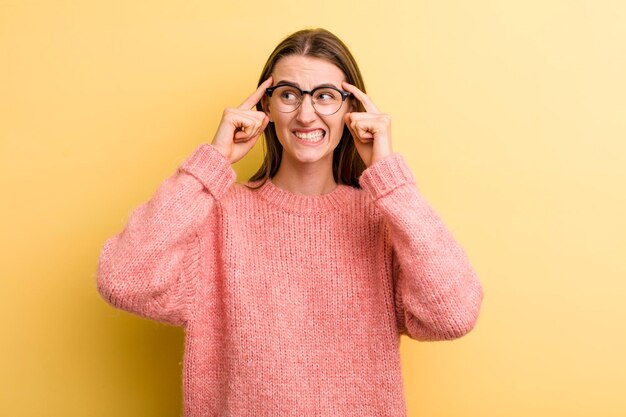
[218,181,261,206]
[345,185,384,218]
[330,184,386,225]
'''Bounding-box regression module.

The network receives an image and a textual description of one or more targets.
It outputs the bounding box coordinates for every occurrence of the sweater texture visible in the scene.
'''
[96,143,484,416]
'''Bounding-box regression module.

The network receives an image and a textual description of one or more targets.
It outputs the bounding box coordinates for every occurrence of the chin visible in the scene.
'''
[283,143,336,165]
[291,150,330,164]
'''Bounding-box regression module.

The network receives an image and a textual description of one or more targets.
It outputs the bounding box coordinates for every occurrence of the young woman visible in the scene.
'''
[97,28,484,416]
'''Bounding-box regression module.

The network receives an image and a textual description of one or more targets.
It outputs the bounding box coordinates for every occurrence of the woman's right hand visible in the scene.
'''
[211,76,273,164]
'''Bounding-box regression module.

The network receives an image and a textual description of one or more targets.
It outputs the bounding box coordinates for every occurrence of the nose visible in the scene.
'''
[296,93,316,124]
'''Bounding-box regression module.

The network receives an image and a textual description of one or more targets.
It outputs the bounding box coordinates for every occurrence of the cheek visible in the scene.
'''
[271,116,293,144]
[272,114,289,132]
[330,116,346,141]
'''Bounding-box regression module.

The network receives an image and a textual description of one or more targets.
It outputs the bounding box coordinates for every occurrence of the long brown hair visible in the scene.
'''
[248,28,367,188]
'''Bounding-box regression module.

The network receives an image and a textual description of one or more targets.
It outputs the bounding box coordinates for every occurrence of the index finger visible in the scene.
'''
[342,81,380,113]
[238,76,273,110]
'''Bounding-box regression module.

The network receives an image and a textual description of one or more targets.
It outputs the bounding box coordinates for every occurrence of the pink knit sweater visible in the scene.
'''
[97,143,484,416]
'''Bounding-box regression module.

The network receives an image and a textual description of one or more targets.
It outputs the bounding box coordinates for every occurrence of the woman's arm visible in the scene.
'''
[96,143,235,326]
[359,154,484,341]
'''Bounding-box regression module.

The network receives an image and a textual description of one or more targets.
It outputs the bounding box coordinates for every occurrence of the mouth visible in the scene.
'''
[292,129,326,145]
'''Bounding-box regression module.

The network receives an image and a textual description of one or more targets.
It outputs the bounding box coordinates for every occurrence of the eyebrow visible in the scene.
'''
[274,80,341,90]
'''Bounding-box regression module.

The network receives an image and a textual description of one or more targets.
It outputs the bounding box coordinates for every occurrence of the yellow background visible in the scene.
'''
[1,1,625,416]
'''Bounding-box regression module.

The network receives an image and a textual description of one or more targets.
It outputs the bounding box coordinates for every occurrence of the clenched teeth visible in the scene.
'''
[294,130,325,141]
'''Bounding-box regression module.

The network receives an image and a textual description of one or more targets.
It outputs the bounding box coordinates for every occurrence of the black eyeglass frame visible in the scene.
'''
[265,84,352,115]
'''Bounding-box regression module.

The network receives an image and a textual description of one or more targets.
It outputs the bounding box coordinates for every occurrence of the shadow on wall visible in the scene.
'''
[68,234,186,416]
[92,305,185,415]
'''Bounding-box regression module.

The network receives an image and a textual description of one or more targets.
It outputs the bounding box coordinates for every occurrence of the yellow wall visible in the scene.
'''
[2,1,625,416]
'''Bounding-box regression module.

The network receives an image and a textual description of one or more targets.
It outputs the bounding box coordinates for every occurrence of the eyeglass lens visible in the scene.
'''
[271,86,344,115]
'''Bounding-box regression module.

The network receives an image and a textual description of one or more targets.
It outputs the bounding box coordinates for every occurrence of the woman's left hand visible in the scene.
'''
[342,81,392,167]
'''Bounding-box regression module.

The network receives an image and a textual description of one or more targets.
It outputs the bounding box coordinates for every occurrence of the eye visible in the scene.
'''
[276,86,300,103]
[314,88,339,102]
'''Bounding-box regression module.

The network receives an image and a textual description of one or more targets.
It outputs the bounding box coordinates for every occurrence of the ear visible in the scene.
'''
[348,98,357,113]
[261,97,273,122]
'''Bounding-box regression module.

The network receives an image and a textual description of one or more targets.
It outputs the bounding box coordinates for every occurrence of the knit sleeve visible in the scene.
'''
[96,143,235,326]
[359,153,484,341]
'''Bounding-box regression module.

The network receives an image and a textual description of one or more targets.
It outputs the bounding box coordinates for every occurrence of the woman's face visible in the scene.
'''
[265,55,352,168]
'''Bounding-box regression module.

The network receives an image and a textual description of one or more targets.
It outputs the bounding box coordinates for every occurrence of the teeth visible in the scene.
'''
[294,130,324,141]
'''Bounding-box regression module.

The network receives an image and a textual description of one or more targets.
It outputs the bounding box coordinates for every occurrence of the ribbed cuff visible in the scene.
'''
[358,153,416,200]
[179,143,236,200]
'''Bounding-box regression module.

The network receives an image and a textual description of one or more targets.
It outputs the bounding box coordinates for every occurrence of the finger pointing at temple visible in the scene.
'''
[341,81,380,114]
[239,76,273,110]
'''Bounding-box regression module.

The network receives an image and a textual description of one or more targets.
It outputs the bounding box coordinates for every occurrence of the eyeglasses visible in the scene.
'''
[265,84,351,116]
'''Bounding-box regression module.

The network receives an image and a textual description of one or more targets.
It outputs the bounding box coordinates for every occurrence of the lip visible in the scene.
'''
[292,128,325,134]
[292,129,326,146]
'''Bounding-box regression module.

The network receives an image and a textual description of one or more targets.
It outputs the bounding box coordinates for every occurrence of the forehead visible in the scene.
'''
[272,55,345,85]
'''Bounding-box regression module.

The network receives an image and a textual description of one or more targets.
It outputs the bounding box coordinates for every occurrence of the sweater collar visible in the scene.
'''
[249,178,356,214]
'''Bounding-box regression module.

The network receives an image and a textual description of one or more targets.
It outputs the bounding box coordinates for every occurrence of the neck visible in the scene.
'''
[271,155,337,195]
